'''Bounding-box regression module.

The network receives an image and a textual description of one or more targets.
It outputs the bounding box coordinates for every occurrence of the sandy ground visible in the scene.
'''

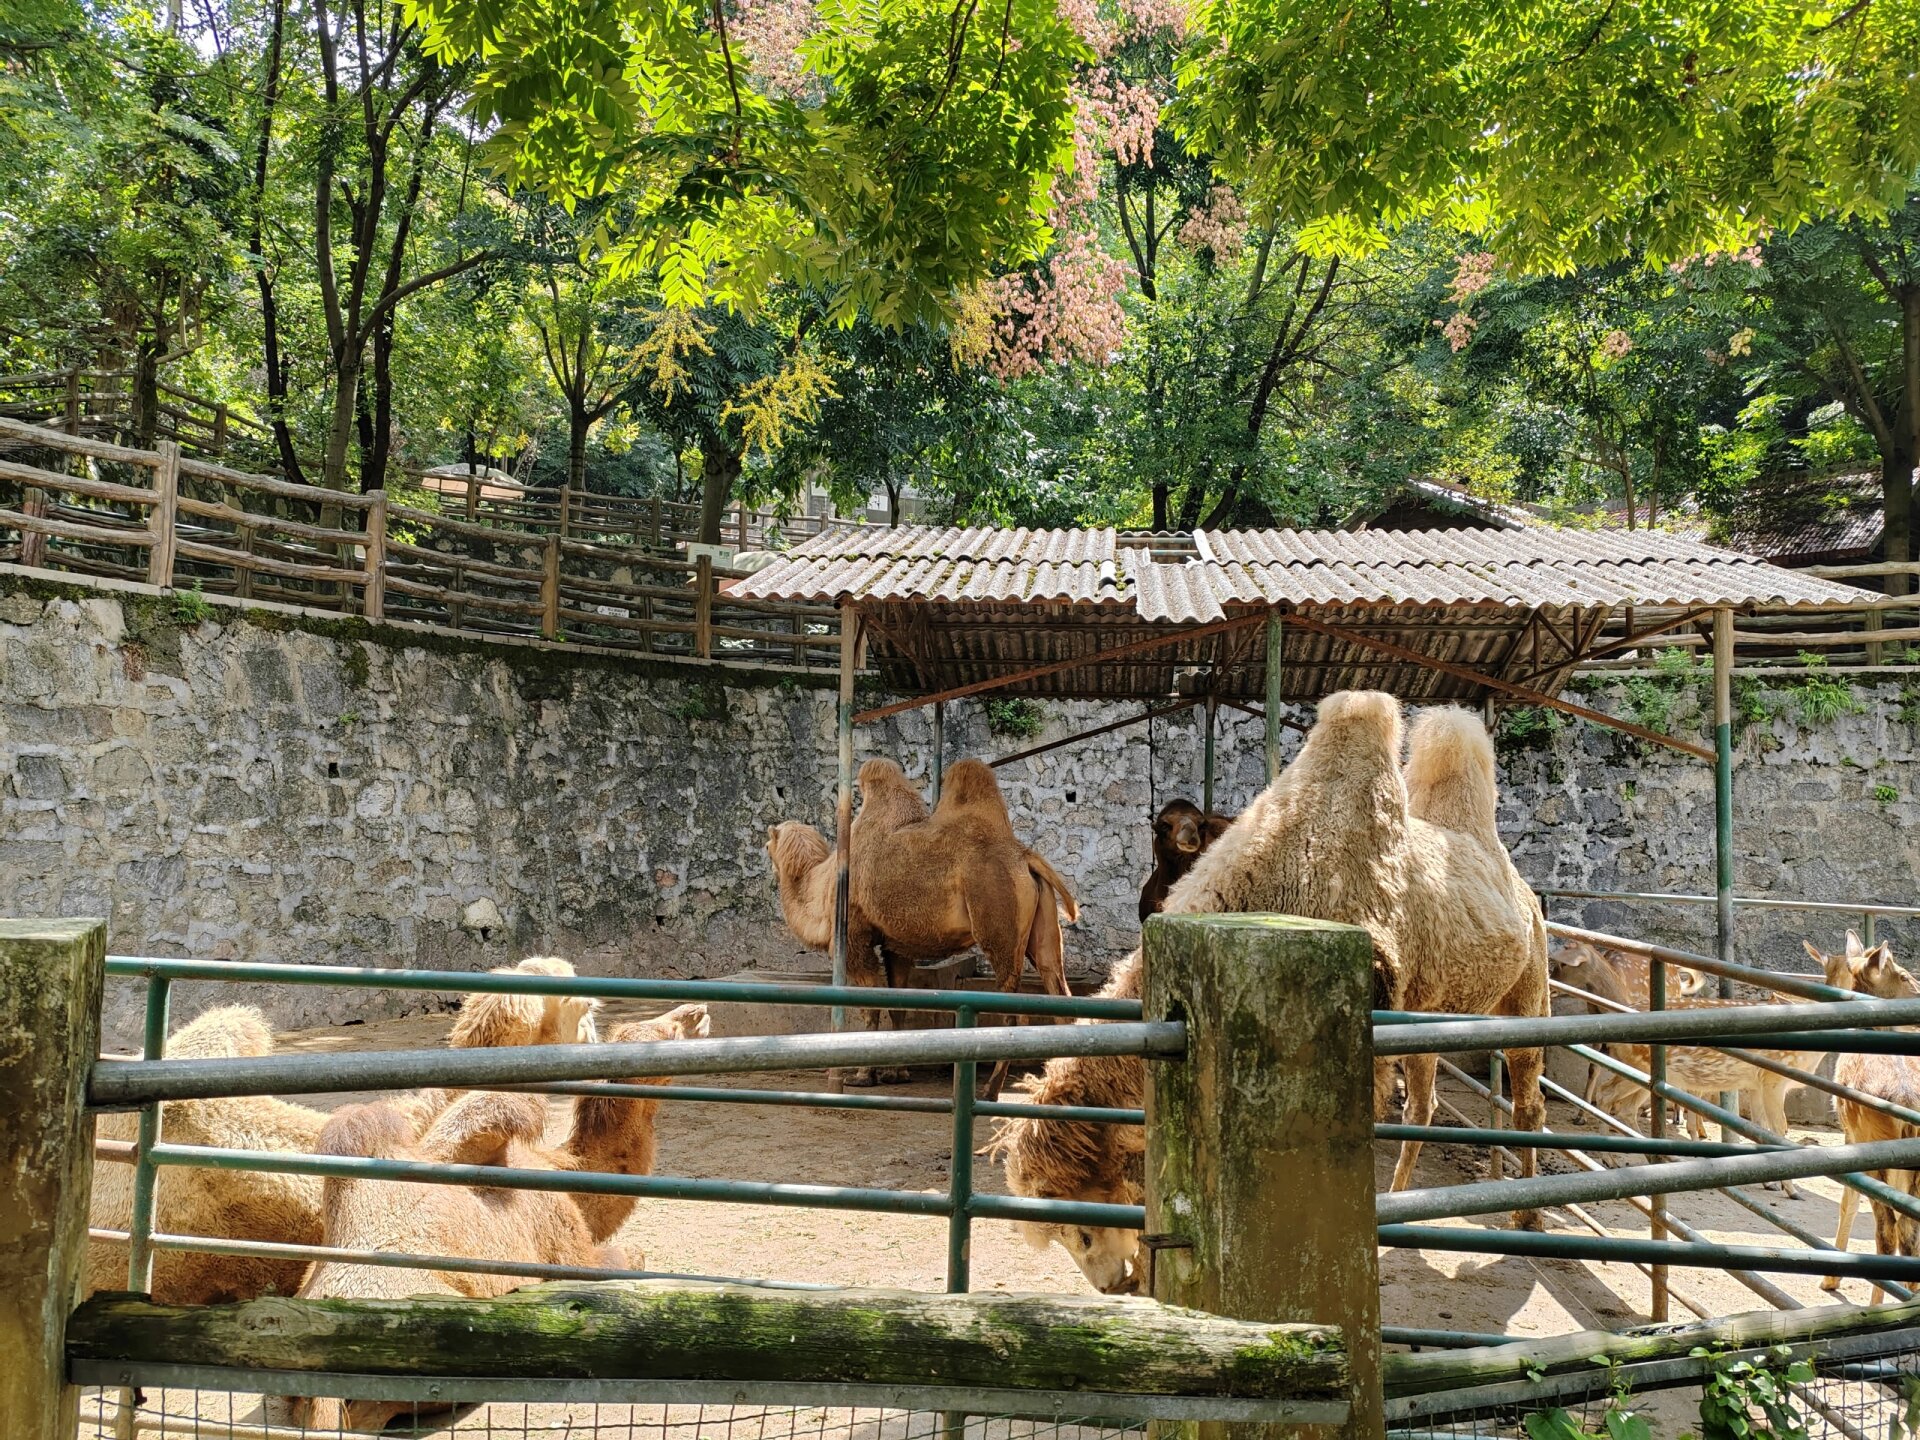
[83,999,1905,1438]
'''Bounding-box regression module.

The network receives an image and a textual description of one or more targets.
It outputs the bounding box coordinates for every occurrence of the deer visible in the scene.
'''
[1803,931,1920,1302]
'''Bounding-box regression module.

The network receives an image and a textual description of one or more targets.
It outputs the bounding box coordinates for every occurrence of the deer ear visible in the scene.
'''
[1804,939,1828,964]
[1847,929,1867,959]
[1866,945,1894,975]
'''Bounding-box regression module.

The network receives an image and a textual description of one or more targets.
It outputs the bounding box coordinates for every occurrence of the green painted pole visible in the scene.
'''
[1264,613,1284,785]
[829,606,858,1091]
[126,975,172,1293]
[1714,608,1735,995]
[946,1008,977,1293]
[1202,693,1217,815]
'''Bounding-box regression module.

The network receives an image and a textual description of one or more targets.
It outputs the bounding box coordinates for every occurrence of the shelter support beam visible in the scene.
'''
[1264,614,1284,784]
[990,701,1195,771]
[1202,694,1217,815]
[1146,913,1383,1439]
[931,701,944,804]
[1278,611,1713,761]
[0,919,105,1440]
[830,606,859,1092]
[1713,608,1735,995]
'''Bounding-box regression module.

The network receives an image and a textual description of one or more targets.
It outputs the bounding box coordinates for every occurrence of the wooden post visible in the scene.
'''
[1146,913,1383,1440]
[64,368,81,434]
[931,700,946,804]
[146,440,180,588]
[541,536,562,641]
[694,553,714,659]
[465,470,479,522]
[737,500,749,551]
[236,525,255,600]
[19,484,47,569]
[559,484,574,538]
[0,918,106,1440]
[362,490,387,623]
[650,495,662,549]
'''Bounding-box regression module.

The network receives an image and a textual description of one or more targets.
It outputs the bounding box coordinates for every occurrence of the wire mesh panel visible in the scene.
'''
[76,1387,1151,1440]
[1387,1331,1920,1440]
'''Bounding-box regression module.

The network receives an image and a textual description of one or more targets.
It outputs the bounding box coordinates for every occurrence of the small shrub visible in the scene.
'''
[1876,783,1899,808]
[1693,1344,1814,1440]
[984,697,1044,739]
[1789,653,1863,727]
[1497,706,1565,753]
[171,583,215,626]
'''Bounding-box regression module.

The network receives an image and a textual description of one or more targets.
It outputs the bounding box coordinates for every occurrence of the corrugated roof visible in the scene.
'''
[734,523,1869,619]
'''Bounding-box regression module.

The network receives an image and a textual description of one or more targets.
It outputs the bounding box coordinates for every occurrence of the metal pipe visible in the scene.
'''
[1544,921,1855,1001]
[1202,692,1217,815]
[1377,1225,1920,1282]
[496,1080,1146,1127]
[1372,998,1920,1054]
[140,1141,1146,1229]
[1264,613,1283,784]
[1649,908,1669,1321]
[947,1008,976,1293]
[1537,890,1920,920]
[1376,1134,1920,1225]
[96,960,1143,1019]
[125,975,170,1294]
[1713,606,1736,997]
[90,1020,1189,1107]
[830,604,858,1080]
[1374,1124,1783,1158]
[931,699,944,804]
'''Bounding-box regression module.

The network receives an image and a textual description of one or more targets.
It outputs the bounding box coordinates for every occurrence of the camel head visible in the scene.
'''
[1153,800,1207,857]
[600,1004,712,1082]
[1016,1208,1144,1294]
[1805,931,1918,999]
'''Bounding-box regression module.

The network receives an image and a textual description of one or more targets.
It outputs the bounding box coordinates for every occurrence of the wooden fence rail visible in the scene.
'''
[0,417,840,671]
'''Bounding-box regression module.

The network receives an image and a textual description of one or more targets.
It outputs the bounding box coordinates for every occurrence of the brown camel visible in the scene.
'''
[1138,799,1235,920]
[87,957,604,1305]
[766,758,1078,1094]
[295,1003,709,1430]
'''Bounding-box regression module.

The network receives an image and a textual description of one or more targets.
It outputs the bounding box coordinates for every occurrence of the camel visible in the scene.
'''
[294,1003,708,1431]
[87,957,603,1305]
[1138,799,1235,921]
[766,757,1079,1093]
[1804,932,1920,1302]
[991,693,1548,1293]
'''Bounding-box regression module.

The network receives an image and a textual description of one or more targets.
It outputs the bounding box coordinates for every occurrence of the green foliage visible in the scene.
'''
[1522,1357,1649,1440]
[1731,676,1777,735]
[1496,705,1566,753]
[402,0,1086,325]
[984,697,1044,739]
[1876,783,1899,808]
[1789,653,1864,728]
[1175,2,1920,272]
[1693,1345,1815,1440]
[169,584,214,626]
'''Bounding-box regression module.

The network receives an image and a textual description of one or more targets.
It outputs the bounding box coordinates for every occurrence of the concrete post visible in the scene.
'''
[0,918,106,1440]
[1145,913,1382,1440]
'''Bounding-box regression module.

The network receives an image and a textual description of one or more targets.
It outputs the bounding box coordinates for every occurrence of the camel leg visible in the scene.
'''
[1824,1183,1861,1293]
[873,947,916,1085]
[1504,1045,1546,1230]
[843,928,889,1088]
[1389,1051,1439,1192]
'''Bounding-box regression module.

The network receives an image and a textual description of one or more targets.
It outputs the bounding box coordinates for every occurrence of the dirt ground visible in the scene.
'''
[87,998,1902,1438]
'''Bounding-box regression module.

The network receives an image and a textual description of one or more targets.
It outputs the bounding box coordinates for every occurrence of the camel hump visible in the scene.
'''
[316,1101,417,1160]
[937,758,1009,817]
[164,1005,276,1061]
[1403,705,1500,842]
[1026,850,1080,923]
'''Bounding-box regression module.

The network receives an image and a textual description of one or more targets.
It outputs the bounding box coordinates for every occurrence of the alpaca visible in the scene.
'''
[294,1003,708,1431]
[991,693,1547,1293]
[766,758,1079,1093]
[1138,799,1235,921]
[1804,932,1920,1302]
[87,957,604,1305]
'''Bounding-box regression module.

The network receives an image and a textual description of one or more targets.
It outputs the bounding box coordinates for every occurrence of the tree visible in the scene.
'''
[402,0,1089,326]
[1177,0,1920,272]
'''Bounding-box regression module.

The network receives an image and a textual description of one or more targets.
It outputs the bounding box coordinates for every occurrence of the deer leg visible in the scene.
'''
[1869,1187,1898,1307]
[1824,1184,1862,1293]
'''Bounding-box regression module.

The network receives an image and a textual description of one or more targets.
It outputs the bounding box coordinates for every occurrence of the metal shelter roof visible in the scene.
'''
[728,524,1874,706]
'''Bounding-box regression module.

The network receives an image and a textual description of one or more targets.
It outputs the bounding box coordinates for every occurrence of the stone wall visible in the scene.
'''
[5,572,1917,1045]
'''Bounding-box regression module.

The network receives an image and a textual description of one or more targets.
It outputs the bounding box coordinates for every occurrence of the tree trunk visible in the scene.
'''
[1891,286,1920,599]
[322,353,361,490]
[568,404,590,495]
[1152,483,1169,531]
[361,312,396,493]
[133,341,162,451]
[698,435,741,545]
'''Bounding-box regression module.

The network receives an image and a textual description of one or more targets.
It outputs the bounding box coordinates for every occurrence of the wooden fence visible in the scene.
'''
[0,417,841,669]
[0,370,834,555]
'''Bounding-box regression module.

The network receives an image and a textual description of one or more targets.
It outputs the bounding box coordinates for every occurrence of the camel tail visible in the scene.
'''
[1025,851,1080,924]
[1403,705,1501,844]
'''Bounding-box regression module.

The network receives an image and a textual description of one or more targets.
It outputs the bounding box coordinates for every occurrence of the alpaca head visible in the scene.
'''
[1805,931,1919,999]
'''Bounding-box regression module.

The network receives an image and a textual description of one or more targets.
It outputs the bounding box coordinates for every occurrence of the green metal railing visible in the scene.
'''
[96,954,1158,1302]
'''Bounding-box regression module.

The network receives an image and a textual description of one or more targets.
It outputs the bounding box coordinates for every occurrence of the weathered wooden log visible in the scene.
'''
[68,1282,1347,1398]
[0,919,106,1440]
[1381,1294,1920,1398]
[1146,912,1384,1440]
